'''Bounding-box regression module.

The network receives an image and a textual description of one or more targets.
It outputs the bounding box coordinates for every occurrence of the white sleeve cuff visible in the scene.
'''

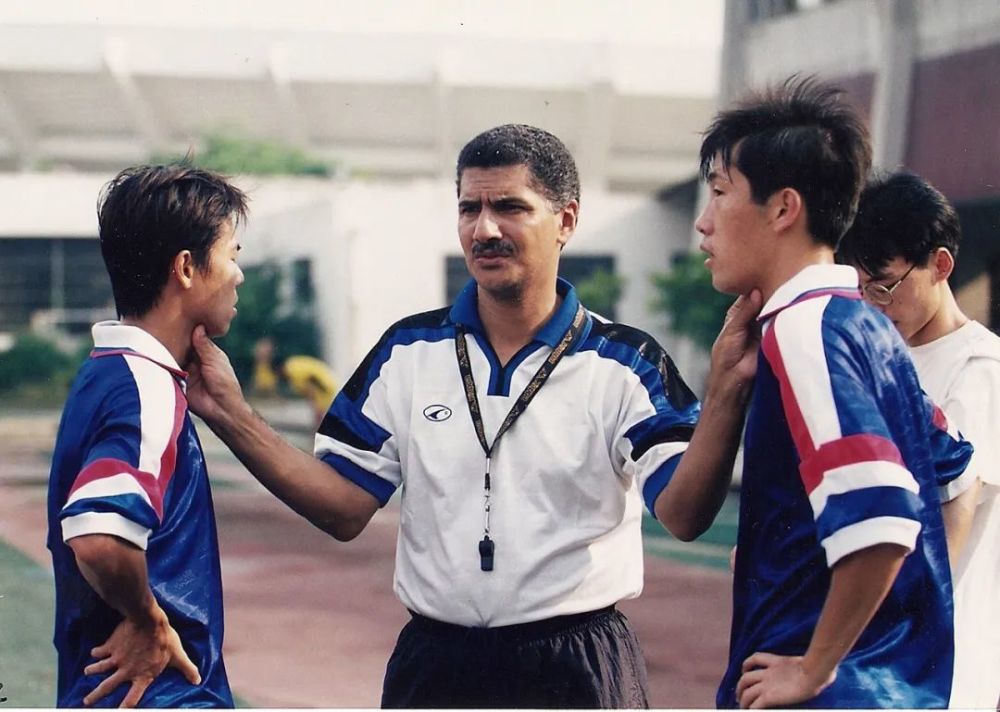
[62,512,151,550]
[821,516,920,568]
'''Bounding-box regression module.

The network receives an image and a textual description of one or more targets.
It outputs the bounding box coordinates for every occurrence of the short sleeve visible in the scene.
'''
[763,300,925,568]
[607,345,700,517]
[935,356,1000,493]
[60,357,184,550]
[314,338,402,507]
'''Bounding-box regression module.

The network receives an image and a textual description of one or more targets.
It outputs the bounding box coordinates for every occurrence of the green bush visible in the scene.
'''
[575,268,624,320]
[650,252,733,352]
[153,131,332,177]
[0,333,74,393]
[215,261,322,385]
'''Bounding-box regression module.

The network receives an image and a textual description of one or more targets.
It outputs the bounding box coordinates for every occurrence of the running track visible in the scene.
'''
[0,410,732,708]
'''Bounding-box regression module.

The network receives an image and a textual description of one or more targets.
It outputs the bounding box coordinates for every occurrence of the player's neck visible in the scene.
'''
[758,239,835,304]
[477,284,561,365]
[122,306,192,369]
[909,288,969,348]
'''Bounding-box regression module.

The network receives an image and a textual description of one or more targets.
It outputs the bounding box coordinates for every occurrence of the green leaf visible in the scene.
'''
[650,252,732,352]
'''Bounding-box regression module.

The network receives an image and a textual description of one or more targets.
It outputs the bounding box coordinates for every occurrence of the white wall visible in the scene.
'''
[243,176,696,382]
[0,172,702,389]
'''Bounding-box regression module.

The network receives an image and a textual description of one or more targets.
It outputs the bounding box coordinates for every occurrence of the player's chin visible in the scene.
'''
[205,317,234,339]
[710,273,744,297]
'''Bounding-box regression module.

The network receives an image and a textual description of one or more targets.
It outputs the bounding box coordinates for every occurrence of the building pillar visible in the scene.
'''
[871,0,917,170]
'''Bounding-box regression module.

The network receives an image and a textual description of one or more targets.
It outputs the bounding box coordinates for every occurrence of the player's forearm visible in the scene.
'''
[941,478,980,572]
[801,543,907,686]
[203,400,376,540]
[69,534,163,626]
[655,378,750,540]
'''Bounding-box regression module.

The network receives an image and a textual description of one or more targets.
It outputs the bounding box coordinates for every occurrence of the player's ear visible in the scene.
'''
[172,250,196,289]
[769,188,803,232]
[930,247,955,283]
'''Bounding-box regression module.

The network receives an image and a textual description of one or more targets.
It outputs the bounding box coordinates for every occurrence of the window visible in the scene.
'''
[0,238,111,333]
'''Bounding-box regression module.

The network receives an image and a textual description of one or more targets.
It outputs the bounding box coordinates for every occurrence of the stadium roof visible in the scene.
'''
[0,2,721,191]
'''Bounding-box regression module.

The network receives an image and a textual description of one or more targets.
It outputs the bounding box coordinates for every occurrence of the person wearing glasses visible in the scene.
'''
[838,171,1000,710]
[695,77,973,708]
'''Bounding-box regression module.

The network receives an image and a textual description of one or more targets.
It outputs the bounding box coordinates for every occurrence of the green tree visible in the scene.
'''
[153,131,331,177]
[216,261,322,384]
[650,252,732,352]
[575,268,625,319]
[0,333,73,393]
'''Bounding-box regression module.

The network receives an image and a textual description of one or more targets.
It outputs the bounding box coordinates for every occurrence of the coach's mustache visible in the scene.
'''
[472,239,515,258]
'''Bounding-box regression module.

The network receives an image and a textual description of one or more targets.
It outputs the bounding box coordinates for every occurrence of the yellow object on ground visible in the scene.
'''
[283,355,339,418]
[252,361,280,395]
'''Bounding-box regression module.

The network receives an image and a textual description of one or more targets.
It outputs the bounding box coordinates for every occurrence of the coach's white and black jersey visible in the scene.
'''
[315,278,700,627]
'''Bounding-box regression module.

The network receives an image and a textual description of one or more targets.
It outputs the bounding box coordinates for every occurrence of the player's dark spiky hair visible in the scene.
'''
[700,75,872,247]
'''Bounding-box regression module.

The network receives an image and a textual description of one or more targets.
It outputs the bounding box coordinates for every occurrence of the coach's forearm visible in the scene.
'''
[655,377,750,541]
[205,401,378,541]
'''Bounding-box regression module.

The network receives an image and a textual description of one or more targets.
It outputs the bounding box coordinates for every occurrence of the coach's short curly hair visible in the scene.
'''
[456,124,580,209]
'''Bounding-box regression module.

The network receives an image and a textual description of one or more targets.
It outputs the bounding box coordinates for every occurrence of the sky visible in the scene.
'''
[0,0,723,49]
[0,0,725,97]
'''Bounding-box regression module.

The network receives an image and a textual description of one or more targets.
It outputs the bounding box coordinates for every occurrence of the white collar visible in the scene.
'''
[759,264,860,322]
[91,321,185,374]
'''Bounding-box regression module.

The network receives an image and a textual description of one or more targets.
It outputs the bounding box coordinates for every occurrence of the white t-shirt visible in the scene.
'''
[911,320,1000,709]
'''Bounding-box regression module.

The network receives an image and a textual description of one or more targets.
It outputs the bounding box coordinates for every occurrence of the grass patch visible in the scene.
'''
[0,540,57,707]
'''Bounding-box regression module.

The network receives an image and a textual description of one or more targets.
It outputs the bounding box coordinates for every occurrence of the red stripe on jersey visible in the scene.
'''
[70,458,164,519]
[762,324,817,461]
[798,433,907,495]
[931,404,948,432]
[156,380,187,501]
[759,288,861,322]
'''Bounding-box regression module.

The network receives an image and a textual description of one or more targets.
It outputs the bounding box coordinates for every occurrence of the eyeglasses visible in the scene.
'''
[861,263,917,306]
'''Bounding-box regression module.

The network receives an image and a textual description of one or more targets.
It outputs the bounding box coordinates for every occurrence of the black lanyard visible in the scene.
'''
[454,303,586,571]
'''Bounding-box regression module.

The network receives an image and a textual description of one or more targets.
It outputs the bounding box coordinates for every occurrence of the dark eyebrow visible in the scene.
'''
[491,196,531,210]
[457,198,481,210]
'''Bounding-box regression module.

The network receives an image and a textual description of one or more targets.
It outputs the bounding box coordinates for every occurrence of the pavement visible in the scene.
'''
[0,404,734,708]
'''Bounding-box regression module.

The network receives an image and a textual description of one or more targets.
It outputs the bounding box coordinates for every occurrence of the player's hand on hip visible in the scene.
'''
[187,324,246,426]
[735,651,834,709]
[81,604,201,708]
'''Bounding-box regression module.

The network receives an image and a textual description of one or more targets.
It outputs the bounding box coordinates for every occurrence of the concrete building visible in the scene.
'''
[0,3,722,385]
[719,0,1000,328]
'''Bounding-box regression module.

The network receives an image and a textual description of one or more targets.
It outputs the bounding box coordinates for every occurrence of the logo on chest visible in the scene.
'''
[422,404,453,422]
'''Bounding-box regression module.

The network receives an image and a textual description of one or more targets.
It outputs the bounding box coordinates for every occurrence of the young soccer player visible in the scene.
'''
[47,164,247,707]
[695,78,973,708]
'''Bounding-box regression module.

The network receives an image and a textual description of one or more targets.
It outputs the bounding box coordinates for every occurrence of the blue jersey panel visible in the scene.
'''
[47,349,232,708]
[718,292,968,708]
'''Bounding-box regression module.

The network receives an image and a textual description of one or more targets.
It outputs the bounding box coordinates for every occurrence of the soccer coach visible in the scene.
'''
[186,124,760,708]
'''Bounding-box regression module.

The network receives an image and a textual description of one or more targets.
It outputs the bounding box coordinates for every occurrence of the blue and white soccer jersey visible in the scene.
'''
[47,322,232,708]
[315,278,700,627]
[718,265,973,709]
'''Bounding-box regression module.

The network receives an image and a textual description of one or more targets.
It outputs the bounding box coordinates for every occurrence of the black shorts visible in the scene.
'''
[381,606,650,709]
